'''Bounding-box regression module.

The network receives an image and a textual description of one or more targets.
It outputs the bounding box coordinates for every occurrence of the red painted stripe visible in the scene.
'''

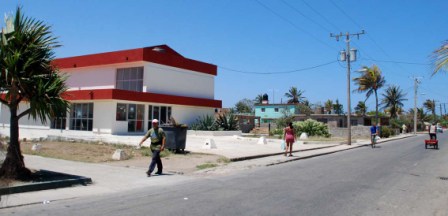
[53,45,217,76]
[62,89,222,108]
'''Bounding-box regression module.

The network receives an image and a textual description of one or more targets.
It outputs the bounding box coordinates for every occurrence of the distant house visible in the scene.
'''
[254,103,298,123]
[0,45,222,135]
[254,100,389,128]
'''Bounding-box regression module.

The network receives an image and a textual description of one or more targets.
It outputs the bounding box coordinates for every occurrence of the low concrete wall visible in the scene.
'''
[329,126,370,138]
[187,130,242,136]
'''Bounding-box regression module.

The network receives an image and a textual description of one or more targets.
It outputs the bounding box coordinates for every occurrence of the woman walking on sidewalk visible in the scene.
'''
[284,122,296,157]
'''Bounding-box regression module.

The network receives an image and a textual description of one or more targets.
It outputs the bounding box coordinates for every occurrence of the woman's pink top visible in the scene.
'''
[284,127,295,142]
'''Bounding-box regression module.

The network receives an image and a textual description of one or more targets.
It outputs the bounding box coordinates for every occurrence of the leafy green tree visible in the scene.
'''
[354,101,367,116]
[431,40,448,75]
[324,99,333,114]
[234,98,254,114]
[284,87,305,104]
[381,85,407,119]
[333,99,343,115]
[275,109,295,129]
[353,65,386,124]
[0,8,69,179]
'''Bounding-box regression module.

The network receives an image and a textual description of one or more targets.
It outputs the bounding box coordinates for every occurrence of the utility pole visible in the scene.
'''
[433,99,437,120]
[412,77,422,135]
[330,30,365,145]
[444,103,447,116]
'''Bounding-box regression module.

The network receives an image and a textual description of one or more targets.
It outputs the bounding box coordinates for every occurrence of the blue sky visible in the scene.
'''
[2,0,447,113]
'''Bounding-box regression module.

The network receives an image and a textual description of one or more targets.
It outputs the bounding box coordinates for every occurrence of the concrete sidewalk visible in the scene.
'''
[0,133,416,208]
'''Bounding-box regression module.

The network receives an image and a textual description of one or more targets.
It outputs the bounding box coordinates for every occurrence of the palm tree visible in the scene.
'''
[409,108,430,131]
[254,94,263,104]
[423,99,436,120]
[324,99,333,114]
[381,85,407,119]
[333,99,343,115]
[353,65,386,124]
[431,40,448,76]
[0,8,70,179]
[354,101,367,116]
[284,87,305,104]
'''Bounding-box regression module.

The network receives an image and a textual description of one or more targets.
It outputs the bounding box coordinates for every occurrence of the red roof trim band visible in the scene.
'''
[62,89,222,108]
[52,45,217,76]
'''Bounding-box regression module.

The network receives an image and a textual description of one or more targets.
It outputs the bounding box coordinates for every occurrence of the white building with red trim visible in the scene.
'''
[0,45,222,136]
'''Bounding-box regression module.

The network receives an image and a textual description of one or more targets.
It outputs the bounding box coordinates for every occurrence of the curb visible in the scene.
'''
[0,170,92,196]
[229,144,339,162]
[265,134,417,166]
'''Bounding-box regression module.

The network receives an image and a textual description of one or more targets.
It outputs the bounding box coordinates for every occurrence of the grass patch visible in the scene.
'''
[216,156,230,164]
[140,147,172,158]
[196,163,218,170]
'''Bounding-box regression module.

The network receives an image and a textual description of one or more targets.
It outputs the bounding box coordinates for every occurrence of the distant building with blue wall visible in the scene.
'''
[254,103,299,123]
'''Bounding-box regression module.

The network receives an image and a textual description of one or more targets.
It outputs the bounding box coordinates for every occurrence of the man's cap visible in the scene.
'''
[152,119,159,123]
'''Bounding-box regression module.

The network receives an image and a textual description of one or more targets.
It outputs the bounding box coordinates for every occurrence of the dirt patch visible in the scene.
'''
[102,153,226,175]
[17,141,228,175]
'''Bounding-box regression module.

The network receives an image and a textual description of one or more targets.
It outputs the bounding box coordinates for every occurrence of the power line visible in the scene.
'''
[218,60,338,75]
[361,58,431,66]
[300,0,341,32]
[329,0,408,73]
[254,0,337,51]
[281,0,332,33]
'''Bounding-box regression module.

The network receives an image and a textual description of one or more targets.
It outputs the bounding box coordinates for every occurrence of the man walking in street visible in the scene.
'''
[429,122,437,140]
[370,122,378,148]
[139,119,166,177]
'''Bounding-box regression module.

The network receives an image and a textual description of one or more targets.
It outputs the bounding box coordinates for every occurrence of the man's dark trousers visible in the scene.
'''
[149,150,162,174]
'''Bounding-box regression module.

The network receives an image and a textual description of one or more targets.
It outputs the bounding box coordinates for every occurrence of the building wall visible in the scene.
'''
[92,101,115,134]
[0,100,216,136]
[0,103,50,129]
[63,61,215,100]
[329,126,371,138]
[144,63,215,99]
[171,106,215,126]
[255,105,296,122]
[64,63,144,91]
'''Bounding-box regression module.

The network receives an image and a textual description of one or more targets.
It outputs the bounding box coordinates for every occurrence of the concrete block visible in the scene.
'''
[31,143,42,151]
[299,133,308,140]
[257,136,267,145]
[112,149,128,160]
[202,138,217,149]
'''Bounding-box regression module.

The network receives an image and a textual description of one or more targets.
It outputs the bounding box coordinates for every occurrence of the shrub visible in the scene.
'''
[275,110,295,129]
[190,115,218,131]
[293,119,330,137]
[196,163,218,170]
[272,128,284,137]
[380,126,391,138]
[215,113,239,131]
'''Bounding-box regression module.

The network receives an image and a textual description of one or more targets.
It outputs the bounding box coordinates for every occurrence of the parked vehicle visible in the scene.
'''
[437,126,443,133]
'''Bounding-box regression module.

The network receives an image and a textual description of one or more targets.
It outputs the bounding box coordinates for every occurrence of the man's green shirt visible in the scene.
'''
[144,127,166,151]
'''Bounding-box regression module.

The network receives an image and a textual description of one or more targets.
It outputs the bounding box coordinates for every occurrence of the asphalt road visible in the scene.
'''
[4,133,448,216]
